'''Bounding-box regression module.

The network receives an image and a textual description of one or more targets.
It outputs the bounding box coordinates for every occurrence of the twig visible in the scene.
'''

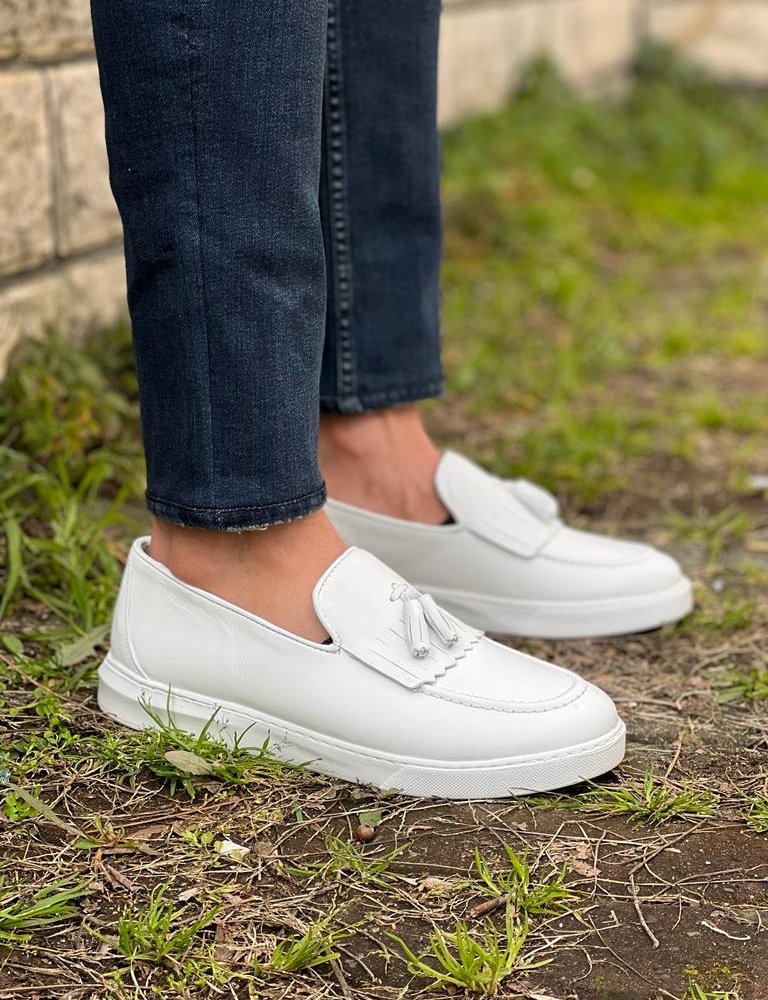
[662,732,684,781]
[630,875,659,949]
[329,958,354,999]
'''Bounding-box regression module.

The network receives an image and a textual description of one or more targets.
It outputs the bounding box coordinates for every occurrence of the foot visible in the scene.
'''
[319,407,449,524]
[149,510,346,642]
[99,538,625,798]
[326,448,694,639]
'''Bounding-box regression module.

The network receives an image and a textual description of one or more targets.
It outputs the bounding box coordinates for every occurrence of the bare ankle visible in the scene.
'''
[149,511,346,641]
[319,407,448,523]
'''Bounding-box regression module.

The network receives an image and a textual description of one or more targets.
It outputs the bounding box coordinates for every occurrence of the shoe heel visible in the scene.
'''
[97,652,259,745]
[97,653,157,730]
[97,652,208,735]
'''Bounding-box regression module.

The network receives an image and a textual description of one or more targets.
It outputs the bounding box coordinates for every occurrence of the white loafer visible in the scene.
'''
[98,537,625,799]
[326,451,693,640]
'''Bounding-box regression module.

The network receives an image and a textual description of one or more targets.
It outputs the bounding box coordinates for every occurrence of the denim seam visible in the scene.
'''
[324,0,356,401]
[184,6,215,506]
[319,378,445,412]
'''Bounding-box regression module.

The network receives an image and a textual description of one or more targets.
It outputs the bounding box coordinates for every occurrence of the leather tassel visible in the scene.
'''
[420,593,459,646]
[404,597,430,658]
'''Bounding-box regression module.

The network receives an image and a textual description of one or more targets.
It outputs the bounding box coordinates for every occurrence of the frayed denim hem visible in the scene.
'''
[146,483,328,531]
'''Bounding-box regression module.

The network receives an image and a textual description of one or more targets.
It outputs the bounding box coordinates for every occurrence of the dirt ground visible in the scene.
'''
[2,373,767,999]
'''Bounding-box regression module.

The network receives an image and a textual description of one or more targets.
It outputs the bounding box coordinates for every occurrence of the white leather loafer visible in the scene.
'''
[326,451,693,640]
[98,537,625,798]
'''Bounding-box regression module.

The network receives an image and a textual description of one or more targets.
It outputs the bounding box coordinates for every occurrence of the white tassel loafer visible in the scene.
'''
[326,451,693,640]
[98,537,625,799]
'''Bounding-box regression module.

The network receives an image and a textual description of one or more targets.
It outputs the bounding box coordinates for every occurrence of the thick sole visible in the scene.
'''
[98,654,626,799]
[419,577,694,640]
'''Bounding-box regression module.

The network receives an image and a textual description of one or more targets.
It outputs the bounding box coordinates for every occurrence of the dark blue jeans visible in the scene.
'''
[90,0,444,529]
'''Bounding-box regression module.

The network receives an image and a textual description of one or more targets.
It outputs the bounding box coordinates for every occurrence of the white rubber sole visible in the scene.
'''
[98,654,626,799]
[418,577,694,640]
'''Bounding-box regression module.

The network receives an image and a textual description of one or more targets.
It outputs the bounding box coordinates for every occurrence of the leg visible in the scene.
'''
[315,0,449,523]
[91,0,345,638]
[316,1,692,636]
[93,0,625,796]
[318,0,444,415]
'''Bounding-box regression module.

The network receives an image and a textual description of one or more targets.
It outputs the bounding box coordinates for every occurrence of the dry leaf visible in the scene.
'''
[164,750,214,775]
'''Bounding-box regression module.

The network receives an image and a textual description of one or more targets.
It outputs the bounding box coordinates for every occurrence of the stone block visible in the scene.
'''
[0,272,58,371]
[0,0,94,62]
[0,70,54,277]
[542,0,639,85]
[649,0,768,84]
[439,1,540,126]
[59,250,127,335]
[0,248,126,374]
[47,62,121,256]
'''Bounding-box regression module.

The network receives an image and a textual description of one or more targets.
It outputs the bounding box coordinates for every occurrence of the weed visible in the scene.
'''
[162,954,240,993]
[1,786,43,822]
[533,771,719,825]
[473,844,578,917]
[99,880,220,965]
[285,833,407,888]
[673,590,756,635]
[96,703,292,797]
[664,505,754,564]
[714,663,768,704]
[391,904,545,995]
[683,981,737,1000]
[737,792,768,834]
[259,911,357,974]
[0,875,91,943]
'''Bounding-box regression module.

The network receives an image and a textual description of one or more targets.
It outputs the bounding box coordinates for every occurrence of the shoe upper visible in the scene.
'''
[326,450,686,603]
[111,538,619,762]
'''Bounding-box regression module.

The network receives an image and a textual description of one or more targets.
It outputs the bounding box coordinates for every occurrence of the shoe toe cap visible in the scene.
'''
[546,678,621,751]
[541,527,687,598]
[630,546,686,594]
[431,638,622,760]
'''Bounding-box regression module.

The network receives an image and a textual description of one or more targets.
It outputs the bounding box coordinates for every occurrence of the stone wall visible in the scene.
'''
[647,0,768,84]
[0,0,761,367]
[0,2,124,369]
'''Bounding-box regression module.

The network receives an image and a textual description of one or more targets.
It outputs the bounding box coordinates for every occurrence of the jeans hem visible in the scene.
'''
[145,483,328,531]
[319,377,445,415]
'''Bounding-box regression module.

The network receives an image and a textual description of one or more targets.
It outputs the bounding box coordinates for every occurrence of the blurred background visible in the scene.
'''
[0,0,766,365]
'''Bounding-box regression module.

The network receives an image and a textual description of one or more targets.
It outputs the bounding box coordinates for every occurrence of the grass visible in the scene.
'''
[1,44,767,1000]
[438,47,768,497]
[96,703,292,797]
[737,792,768,834]
[714,662,768,704]
[473,844,578,917]
[664,505,755,565]
[532,770,721,825]
[0,874,92,944]
[259,911,357,974]
[0,328,142,637]
[101,881,221,966]
[284,833,408,888]
[390,905,544,996]
[683,983,738,1000]
[673,590,758,635]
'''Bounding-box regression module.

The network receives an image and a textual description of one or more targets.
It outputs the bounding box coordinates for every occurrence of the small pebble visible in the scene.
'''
[354,823,376,842]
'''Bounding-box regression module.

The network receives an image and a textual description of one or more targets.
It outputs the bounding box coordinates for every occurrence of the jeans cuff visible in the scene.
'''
[319,377,445,415]
[145,483,328,531]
